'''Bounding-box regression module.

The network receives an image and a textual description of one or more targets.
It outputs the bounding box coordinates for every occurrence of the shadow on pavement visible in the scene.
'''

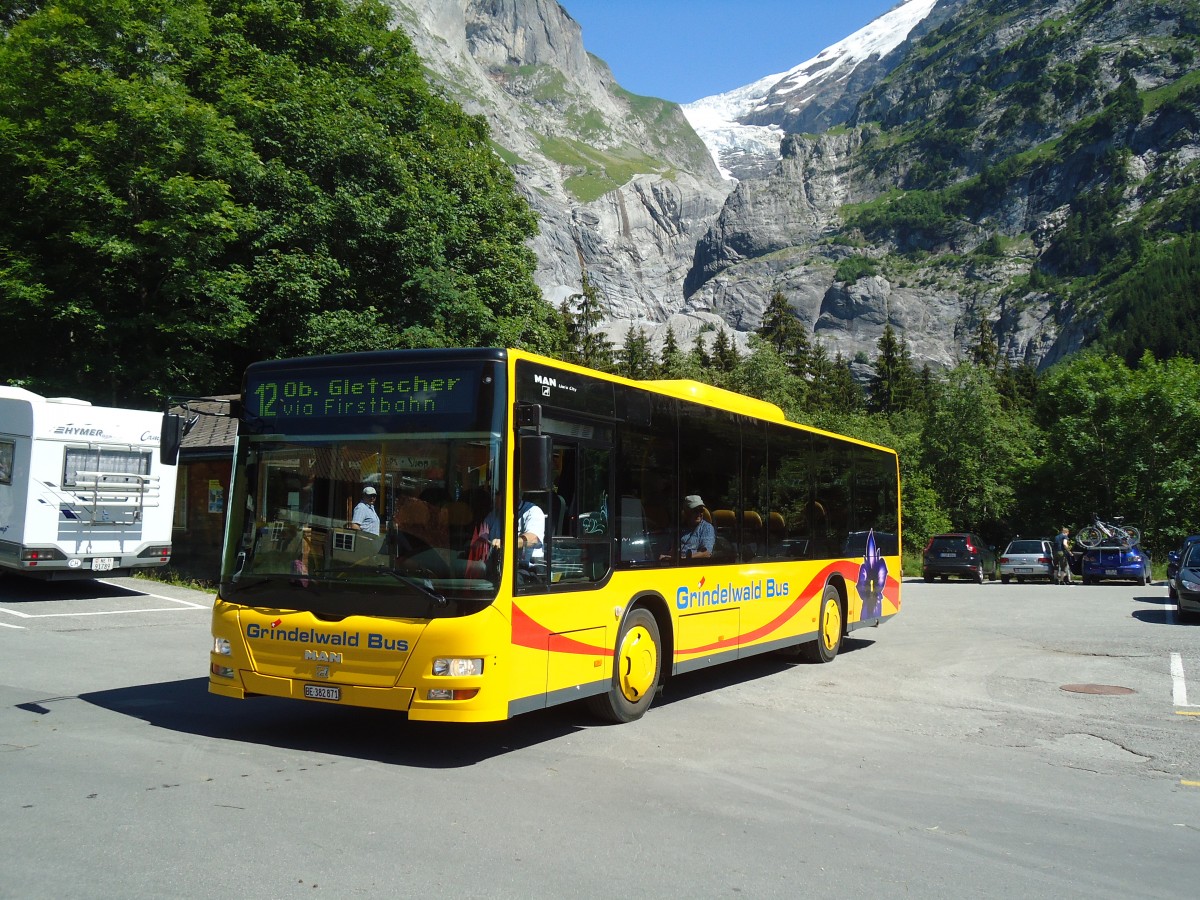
[0,576,148,605]
[75,636,876,765]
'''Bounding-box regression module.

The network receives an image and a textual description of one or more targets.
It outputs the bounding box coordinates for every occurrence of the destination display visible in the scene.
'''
[245,362,484,426]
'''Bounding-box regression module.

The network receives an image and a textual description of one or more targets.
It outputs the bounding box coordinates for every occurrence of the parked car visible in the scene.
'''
[999,538,1055,583]
[1080,540,1151,586]
[922,533,997,583]
[1174,542,1200,621]
[1166,534,1200,600]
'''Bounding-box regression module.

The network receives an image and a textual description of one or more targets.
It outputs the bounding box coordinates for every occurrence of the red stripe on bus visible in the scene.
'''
[511,602,613,655]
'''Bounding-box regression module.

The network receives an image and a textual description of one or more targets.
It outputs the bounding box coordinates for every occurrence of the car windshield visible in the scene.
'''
[1184,543,1200,568]
[1006,540,1044,554]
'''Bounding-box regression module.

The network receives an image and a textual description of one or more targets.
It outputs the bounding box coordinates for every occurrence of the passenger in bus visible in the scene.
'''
[463,487,496,579]
[392,486,449,549]
[349,485,380,535]
[662,494,715,561]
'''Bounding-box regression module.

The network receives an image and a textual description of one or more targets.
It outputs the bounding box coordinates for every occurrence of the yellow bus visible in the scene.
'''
[180,348,900,723]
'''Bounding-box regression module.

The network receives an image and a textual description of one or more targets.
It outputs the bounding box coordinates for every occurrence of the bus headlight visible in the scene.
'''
[213,636,232,656]
[432,657,484,677]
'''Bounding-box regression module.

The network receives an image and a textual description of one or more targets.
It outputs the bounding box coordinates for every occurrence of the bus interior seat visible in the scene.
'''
[552,492,567,535]
[741,510,763,559]
[711,508,736,562]
[768,511,786,556]
[712,508,736,534]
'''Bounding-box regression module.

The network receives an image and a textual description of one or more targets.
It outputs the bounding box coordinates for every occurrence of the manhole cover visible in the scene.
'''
[1060,683,1135,695]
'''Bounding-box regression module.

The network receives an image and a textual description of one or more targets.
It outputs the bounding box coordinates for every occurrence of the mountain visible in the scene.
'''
[386,0,732,342]
[683,0,944,181]
[389,0,1200,373]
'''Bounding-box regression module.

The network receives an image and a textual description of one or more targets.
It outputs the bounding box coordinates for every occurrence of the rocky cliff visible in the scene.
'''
[389,0,1200,372]
[387,0,731,346]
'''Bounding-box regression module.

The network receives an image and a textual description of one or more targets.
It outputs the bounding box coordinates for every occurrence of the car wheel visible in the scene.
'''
[1001,575,1010,584]
[923,574,933,583]
[1169,585,1177,600]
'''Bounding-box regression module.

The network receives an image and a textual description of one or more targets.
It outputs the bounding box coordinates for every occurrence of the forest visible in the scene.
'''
[578,288,1200,563]
[3,0,1198,562]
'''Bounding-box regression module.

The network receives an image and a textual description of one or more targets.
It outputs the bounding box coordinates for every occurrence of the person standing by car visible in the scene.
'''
[1053,526,1073,585]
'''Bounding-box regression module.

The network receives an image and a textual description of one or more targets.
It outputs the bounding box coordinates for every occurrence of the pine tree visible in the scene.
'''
[713,327,740,373]
[759,291,812,378]
[691,332,711,370]
[867,324,918,414]
[659,325,684,377]
[563,272,614,370]
[807,339,842,410]
[828,352,865,411]
[970,317,1000,372]
[617,324,652,379]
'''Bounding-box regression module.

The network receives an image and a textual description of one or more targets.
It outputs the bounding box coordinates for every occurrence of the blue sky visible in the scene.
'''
[561,1,907,103]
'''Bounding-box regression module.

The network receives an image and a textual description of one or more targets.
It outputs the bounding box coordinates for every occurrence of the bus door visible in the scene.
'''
[513,414,615,704]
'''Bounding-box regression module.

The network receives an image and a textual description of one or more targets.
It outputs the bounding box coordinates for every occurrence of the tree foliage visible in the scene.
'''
[560,272,613,371]
[0,0,558,404]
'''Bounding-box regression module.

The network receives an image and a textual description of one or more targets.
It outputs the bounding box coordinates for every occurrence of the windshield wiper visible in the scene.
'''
[374,567,448,607]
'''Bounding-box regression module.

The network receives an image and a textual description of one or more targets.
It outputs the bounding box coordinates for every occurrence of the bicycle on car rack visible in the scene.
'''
[1076,515,1141,549]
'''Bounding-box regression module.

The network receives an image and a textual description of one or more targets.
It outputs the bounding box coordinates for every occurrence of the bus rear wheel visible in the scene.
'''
[802,584,844,664]
[587,607,661,724]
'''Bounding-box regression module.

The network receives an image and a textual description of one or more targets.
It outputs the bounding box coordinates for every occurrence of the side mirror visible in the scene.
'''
[160,413,187,465]
[519,434,553,494]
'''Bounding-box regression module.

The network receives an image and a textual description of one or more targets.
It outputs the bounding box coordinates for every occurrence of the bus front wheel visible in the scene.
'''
[802,584,844,664]
[587,607,661,724]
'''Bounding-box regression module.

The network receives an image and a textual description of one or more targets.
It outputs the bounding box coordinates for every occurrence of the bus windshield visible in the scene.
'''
[220,353,505,618]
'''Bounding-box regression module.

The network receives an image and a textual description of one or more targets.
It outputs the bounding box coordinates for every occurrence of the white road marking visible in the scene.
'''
[0,620,26,629]
[1171,652,1190,707]
[0,588,208,620]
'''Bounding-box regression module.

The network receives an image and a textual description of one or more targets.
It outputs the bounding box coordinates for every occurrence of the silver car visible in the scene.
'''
[999,538,1055,583]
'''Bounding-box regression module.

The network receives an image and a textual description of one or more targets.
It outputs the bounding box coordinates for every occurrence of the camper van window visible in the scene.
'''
[0,440,12,485]
[62,447,151,486]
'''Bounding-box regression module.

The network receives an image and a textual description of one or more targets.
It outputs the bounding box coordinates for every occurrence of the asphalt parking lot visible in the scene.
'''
[2,573,1198,899]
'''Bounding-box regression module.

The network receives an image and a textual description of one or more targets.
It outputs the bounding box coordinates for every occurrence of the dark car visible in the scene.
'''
[922,533,997,583]
[1174,542,1200,620]
[999,538,1054,583]
[1167,535,1200,600]
[1081,540,1150,586]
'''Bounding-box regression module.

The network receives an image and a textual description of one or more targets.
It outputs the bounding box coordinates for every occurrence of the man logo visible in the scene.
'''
[304,650,342,664]
[315,666,330,679]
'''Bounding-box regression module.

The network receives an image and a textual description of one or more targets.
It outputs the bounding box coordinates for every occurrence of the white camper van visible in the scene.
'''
[0,387,177,580]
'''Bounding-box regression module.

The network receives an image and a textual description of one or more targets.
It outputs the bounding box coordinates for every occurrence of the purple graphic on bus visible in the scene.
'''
[856,529,887,619]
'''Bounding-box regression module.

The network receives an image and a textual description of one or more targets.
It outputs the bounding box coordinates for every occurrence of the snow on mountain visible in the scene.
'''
[683,0,940,180]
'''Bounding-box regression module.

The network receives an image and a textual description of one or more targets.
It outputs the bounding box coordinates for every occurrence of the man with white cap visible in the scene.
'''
[663,494,714,561]
[350,485,381,535]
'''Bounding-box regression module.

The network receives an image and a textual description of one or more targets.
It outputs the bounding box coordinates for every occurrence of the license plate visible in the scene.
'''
[940,552,956,558]
[303,684,340,701]
[1105,569,1118,576]
[91,557,114,572]
[1015,567,1033,573]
